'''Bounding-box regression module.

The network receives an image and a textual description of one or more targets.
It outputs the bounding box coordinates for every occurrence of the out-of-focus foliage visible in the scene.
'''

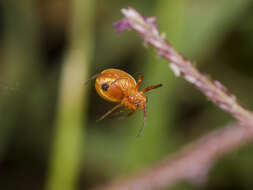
[0,0,253,190]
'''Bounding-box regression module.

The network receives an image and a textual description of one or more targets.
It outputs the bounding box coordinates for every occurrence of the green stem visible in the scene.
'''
[45,1,94,190]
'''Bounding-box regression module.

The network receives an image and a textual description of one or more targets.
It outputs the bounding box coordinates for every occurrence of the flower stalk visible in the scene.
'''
[114,7,253,125]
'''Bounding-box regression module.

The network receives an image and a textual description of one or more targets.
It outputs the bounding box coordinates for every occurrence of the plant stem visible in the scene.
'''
[94,123,253,190]
[45,1,94,190]
[114,7,253,125]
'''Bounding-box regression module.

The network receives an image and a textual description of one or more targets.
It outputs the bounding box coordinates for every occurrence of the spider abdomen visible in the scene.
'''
[95,69,136,102]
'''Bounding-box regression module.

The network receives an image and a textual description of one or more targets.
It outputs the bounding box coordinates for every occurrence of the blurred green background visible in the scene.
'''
[1,0,253,190]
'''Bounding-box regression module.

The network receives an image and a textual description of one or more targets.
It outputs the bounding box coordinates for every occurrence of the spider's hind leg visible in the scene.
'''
[97,103,123,121]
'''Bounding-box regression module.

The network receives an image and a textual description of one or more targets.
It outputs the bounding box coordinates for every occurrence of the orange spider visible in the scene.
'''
[85,68,162,135]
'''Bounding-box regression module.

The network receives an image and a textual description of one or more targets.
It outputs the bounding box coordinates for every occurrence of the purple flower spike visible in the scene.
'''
[113,18,130,33]
[111,7,253,125]
[145,16,157,24]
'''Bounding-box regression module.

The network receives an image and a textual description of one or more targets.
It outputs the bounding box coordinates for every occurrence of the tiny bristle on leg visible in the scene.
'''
[137,104,147,137]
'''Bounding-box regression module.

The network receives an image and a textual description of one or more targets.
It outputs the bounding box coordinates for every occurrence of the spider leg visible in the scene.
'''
[140,84,162,93]
[113,107,128,116]
[136,73,143,90]
[97,103,123,121]
[137,104,147,137]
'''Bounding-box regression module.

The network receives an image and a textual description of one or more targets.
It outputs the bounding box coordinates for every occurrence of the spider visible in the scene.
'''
[85,68,162,136]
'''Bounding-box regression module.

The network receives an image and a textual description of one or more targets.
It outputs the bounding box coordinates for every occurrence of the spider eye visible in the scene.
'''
[101,83,109,91]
